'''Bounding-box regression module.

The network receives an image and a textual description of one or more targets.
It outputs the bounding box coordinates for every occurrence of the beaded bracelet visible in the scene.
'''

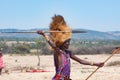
[90,61,94,66]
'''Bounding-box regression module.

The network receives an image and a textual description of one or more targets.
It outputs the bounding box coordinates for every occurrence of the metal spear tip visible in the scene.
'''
[112,47,120,54]
[72,30,87,33]
[115,47,120,49]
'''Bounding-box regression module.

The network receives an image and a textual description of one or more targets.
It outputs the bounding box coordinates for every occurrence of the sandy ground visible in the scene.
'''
[0,54,120,80]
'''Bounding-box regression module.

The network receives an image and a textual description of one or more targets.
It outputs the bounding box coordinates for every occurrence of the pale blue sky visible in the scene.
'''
[0,0,120,32]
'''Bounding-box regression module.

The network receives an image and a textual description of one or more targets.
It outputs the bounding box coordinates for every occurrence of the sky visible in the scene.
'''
[0,0,120,32]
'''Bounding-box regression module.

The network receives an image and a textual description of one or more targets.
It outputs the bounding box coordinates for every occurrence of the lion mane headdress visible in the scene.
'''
[49,15,72,47]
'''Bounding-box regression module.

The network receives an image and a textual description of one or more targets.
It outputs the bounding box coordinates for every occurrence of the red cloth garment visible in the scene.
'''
[0,53,4,69]
[52,50,71,80]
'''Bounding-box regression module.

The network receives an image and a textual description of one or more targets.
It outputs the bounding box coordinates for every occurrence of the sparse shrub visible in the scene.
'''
[106,61,120,66]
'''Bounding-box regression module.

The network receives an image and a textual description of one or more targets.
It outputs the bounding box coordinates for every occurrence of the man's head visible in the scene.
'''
[60,39,71,49]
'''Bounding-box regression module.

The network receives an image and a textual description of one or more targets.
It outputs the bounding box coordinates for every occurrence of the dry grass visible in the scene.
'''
[0,54,120,80]
[106,61,120,66]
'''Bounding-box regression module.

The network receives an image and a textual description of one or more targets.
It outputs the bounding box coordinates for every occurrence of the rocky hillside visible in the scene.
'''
[0,29,120,40]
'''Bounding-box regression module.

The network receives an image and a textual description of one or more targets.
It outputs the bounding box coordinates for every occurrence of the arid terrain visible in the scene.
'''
[0,54,120,80]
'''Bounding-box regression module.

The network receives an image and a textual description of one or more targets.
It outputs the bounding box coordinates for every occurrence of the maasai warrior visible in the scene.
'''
[0,48,4,75]
[37,15,104,80]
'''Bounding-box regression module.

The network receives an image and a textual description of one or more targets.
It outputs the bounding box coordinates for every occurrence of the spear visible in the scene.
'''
[85,47,120,80]
[0,30,87,34]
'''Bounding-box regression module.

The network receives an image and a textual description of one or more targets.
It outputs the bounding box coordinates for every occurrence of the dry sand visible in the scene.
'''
[0,54,120,80]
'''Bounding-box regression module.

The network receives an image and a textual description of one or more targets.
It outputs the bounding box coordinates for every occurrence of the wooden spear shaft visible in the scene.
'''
[85,48,120,80]
[85,54,114,80]
[0,30,87,33]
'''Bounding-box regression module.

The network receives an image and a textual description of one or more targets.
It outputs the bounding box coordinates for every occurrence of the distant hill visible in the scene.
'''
[73,29,120,40]
[107,31,120,36]
[0,29,39,39]
[0,29,120,40]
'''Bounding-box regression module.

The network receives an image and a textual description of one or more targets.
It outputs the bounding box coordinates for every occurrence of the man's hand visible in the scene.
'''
[37,30,45,36]
[94,62,104,67]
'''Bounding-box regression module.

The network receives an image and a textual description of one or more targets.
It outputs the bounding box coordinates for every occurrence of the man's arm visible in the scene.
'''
[37,30,61,53]
[70,53,104,67]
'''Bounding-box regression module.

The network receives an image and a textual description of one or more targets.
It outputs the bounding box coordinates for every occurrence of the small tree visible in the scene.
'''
[12,43,30,54]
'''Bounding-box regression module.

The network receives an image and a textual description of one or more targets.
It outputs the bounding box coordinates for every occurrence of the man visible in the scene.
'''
[37,15,104,80]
